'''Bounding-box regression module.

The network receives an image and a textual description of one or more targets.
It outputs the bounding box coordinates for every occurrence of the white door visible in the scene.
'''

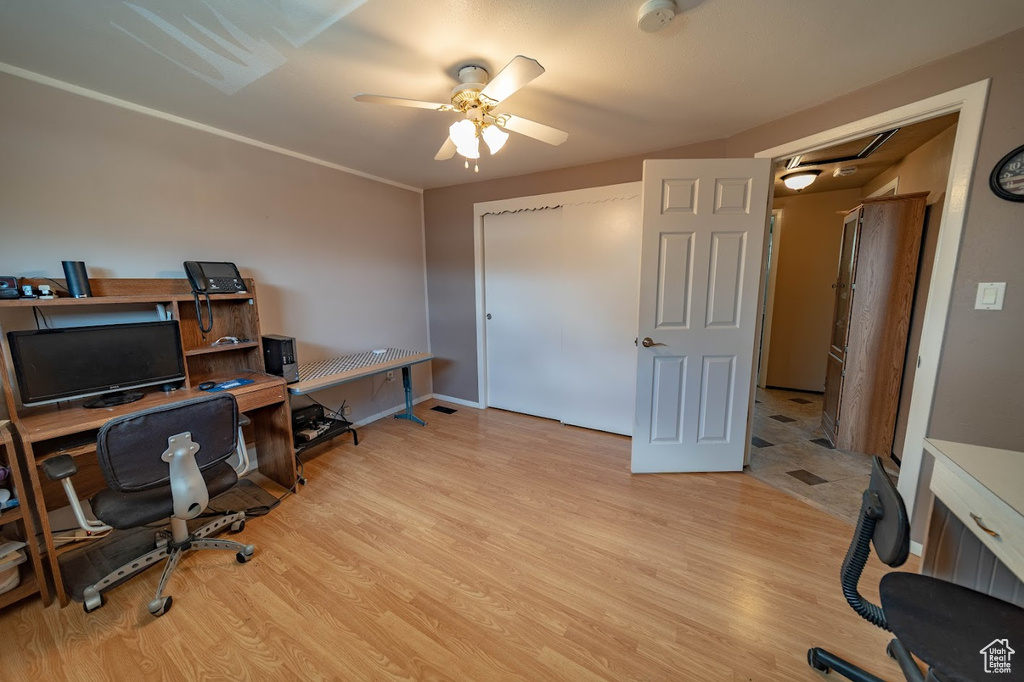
[560,198,641,435]
[632,159,772,473]
[484,208,565,419]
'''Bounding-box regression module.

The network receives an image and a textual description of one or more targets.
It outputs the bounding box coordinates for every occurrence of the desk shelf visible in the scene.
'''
[185,341,260,357]
[0,292,254,308]
[0,572,40,610]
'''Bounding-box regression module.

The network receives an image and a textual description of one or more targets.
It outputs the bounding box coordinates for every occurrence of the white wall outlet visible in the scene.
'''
[974,282,1006,310]
[386,371,395,382]
[341,404,352,418]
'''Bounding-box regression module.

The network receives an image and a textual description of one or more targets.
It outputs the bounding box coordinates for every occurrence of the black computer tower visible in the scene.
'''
[263,334,299,383]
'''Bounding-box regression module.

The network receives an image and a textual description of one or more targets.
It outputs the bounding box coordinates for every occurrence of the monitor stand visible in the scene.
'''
[83,391,145,409]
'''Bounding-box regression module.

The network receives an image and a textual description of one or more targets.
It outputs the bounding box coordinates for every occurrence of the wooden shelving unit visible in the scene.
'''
[0,421,47,610]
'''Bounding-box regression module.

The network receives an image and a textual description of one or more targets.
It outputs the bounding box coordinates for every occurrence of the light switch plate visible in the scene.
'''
[975,282,1006,310]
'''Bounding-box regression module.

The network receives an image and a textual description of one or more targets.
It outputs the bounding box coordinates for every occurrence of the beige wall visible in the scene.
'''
[0,72,429,424]
[424,28,1024,461]
[767,189,862,391]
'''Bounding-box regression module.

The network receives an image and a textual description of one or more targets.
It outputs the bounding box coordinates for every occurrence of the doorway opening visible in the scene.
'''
[747,107,969,524]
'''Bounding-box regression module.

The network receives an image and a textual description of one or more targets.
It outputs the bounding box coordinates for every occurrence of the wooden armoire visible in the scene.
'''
[821,193,928,456]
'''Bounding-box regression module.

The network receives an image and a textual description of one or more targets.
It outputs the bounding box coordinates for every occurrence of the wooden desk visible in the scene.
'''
[14,373,295,607]
[921,438,1024,605]
[289,349,433,426]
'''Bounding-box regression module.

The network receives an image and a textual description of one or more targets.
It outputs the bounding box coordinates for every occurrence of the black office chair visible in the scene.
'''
[44,394,255,616]
[808,457,1024,681]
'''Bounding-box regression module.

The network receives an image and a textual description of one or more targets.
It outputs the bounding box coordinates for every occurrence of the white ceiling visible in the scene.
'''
[0,0,1021,190]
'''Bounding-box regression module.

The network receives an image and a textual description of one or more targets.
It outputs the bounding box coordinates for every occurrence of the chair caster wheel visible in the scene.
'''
[236,545,255,563]
[808,648,829,673]
[148,596,173,617]
[230,519,245,533]
[83,594,104,613]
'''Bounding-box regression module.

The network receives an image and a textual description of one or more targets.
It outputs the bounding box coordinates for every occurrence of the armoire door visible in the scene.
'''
[822,210,860,443]
[821,352,844,442]
[829,210,861,362]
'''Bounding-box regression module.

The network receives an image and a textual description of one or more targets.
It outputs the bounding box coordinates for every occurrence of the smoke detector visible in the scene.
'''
[833,166,858,178]
[638,0,677,33]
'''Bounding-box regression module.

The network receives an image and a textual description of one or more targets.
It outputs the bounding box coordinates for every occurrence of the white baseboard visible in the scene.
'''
[432,394,484,409]
[351,394,434,428]
[910,540,923,557]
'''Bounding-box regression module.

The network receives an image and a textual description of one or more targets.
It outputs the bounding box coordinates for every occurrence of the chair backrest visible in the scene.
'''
[839,456,911,631]
[96,394,238,493]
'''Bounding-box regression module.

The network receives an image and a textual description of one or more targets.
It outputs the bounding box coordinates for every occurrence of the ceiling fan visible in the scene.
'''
[354,56,568,172]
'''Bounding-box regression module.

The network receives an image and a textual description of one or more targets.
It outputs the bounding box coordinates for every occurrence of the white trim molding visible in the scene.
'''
[756,79,991,524]
[0,61,422,194]
[867,176,900,198]
[472,182,642,409]
[432,394,484,409]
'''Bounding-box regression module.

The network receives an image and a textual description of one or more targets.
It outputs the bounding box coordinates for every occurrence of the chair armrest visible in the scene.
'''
[41,455,112,534]
[42,454,78,481]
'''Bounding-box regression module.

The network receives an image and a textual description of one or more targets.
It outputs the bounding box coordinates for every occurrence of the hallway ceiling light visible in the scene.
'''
[782,170,821,191]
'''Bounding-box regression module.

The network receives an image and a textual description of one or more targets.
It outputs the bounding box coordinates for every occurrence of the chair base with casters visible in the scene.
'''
[43,394,258,616]
[807,456,1024,681]
[81,512,254,616]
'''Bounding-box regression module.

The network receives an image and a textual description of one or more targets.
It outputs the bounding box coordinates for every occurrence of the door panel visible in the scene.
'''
[656,232,694,329]
[651,356,687,443]
[632,158,772,473]
[484,209,564,420]
[559,197,641,435]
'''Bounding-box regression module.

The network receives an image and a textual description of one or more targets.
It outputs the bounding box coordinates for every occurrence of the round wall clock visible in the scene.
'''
[990,144,1024,202]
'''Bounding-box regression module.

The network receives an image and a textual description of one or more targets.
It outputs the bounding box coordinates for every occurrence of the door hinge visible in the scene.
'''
[841,369,846,378]
[917,355,922,368]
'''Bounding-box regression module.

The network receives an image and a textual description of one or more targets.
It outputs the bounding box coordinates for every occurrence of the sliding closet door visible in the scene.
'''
[483,208,565,419]
[560,198,641,435]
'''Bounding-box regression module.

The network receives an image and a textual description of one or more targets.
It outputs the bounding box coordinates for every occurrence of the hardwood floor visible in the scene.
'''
[0,399,915,680]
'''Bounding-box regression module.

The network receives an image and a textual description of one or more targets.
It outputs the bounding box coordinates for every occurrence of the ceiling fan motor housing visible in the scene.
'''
[452,65,489,110]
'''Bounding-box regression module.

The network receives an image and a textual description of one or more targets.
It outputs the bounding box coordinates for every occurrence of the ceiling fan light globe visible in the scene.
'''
[483,125,509,154]
[455,136,480,159]
[449,119,477,148]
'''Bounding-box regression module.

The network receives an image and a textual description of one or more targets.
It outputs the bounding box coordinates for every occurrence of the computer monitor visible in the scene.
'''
[8,321,186,408]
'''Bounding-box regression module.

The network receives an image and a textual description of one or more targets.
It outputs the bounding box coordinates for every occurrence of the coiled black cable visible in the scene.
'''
[193,290,213,334]
[839,499,889,630]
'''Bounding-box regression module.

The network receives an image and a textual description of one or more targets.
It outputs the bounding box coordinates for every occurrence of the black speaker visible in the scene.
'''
[62,261,92,298]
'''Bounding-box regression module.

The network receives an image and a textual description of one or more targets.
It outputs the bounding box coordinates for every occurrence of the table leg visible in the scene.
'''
[394,365,426,426]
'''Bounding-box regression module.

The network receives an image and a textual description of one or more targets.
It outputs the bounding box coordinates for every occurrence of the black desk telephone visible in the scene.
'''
[184,261,247,294]
[184,261,246,335]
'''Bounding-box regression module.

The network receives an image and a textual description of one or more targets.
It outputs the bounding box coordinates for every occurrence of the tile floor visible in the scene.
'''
[745,387,899,524]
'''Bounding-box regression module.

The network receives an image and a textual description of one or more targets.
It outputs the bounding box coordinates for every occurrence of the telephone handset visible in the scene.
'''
[184,261,247,294]
[183,261,246,336]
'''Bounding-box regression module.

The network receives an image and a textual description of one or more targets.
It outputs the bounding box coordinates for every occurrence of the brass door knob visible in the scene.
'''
[642,337,666,348]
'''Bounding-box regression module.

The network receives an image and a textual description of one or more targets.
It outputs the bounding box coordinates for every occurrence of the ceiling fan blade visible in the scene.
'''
[435,136,457,161]
[500,115,568,146]
[480,56,545,105]
[353,94,454,112]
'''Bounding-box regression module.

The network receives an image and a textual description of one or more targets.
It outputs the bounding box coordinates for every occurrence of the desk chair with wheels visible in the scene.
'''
[808,456,1024,681]
[43,394,256,616]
